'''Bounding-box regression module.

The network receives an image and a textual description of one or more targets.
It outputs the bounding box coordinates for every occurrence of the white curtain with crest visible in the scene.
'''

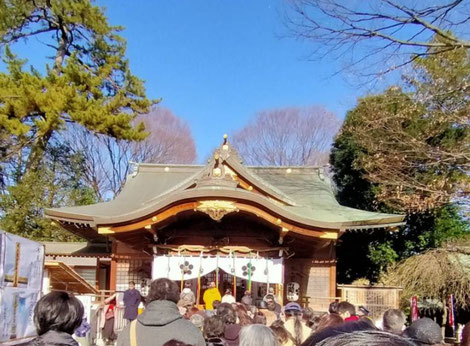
[152,255,283,284]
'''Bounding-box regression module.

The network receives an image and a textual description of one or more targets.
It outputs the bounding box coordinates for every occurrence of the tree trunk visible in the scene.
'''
[24,130,53,177]
[53,18,68,72]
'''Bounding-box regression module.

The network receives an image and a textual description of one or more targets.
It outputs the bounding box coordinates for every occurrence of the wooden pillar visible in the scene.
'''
[95,259,101,290]
[110,259,117,291]
[329,262,337,298]
[329,239,337,299]
[110,240,117,291]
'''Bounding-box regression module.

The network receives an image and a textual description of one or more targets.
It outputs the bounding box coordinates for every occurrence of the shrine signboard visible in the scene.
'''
[0,231,44,342]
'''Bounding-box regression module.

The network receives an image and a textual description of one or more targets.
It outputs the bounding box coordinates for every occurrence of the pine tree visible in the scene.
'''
[0,0,157,239]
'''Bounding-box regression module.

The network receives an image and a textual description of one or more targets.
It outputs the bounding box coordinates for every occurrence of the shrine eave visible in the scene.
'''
[45,186,405,241]
[44,137,406,241]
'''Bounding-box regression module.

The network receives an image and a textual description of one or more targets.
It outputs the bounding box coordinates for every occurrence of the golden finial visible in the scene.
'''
[222,134,229,150]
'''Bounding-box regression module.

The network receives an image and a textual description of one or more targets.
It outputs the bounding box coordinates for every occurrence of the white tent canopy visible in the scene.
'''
[152,255,283,284]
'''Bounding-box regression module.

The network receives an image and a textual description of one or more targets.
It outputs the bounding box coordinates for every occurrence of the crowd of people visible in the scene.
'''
[27,279,470,346]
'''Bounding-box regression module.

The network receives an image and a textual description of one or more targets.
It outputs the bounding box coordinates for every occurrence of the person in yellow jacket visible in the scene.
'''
[203,282,221,310]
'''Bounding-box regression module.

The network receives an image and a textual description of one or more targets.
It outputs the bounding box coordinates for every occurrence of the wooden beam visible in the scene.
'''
[233,175,262,195]
[144,224,156,235]
[98,227,114,235]
[102,200,338,240]
[236,204,337,239]
[110,202,199,233]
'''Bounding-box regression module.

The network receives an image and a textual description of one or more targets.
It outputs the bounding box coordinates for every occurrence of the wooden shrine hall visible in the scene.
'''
[45,136,405,308]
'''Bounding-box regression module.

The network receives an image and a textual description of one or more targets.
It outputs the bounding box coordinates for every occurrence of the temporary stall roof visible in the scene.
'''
[44,261,98,295]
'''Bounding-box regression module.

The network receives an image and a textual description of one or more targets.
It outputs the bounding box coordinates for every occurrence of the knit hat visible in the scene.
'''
[403,317,443,345]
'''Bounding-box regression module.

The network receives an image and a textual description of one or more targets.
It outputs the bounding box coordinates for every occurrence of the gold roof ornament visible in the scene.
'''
[195,200,239,222]
[222,134,229,151]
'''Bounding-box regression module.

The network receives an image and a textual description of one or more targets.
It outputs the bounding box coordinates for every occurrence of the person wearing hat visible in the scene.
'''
[403,317,443,345]
[283,302,312,345]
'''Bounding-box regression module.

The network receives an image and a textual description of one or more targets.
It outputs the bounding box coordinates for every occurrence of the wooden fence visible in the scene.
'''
[337,284,402,319]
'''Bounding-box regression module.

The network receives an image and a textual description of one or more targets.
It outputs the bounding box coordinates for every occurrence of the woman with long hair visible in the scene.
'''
[283,303,312,345]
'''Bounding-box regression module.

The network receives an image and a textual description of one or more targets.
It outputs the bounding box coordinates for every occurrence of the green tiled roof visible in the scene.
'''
[46,163,404,230]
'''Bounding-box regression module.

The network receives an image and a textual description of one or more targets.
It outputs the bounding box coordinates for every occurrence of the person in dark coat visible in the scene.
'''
[30,291,84,346]
[402,317,443,346]
[117,278,205,346]
[217,303,241,346]
[204,316,229,346]
[123,281,141,321]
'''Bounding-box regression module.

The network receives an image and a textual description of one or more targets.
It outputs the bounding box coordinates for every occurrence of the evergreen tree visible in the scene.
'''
[332,114,469,283]
[331,39,469,282]
[0,0,156,240]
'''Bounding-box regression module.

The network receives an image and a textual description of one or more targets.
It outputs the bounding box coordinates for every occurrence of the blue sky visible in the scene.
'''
[8,0,365,162]
[98,0,366,161]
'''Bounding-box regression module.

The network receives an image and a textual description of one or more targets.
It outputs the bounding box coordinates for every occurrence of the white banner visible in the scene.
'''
[0,231,44,342]
[152,255,283,284]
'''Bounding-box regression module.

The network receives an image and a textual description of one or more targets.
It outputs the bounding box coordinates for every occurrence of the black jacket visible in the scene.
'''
[28,330,78,346]
[205,337,229,346]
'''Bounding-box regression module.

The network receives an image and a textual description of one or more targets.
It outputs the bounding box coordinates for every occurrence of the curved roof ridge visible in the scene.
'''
[131,163,330,170]
[247,165,329,170]
[132,162,204,168]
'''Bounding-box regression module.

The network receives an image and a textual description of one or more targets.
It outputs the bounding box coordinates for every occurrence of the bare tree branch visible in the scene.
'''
[63,106,196,200]
[285,0,470,78]
[232,106,340,166]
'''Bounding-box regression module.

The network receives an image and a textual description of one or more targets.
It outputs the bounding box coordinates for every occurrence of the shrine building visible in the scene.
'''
[45,136,405,308]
